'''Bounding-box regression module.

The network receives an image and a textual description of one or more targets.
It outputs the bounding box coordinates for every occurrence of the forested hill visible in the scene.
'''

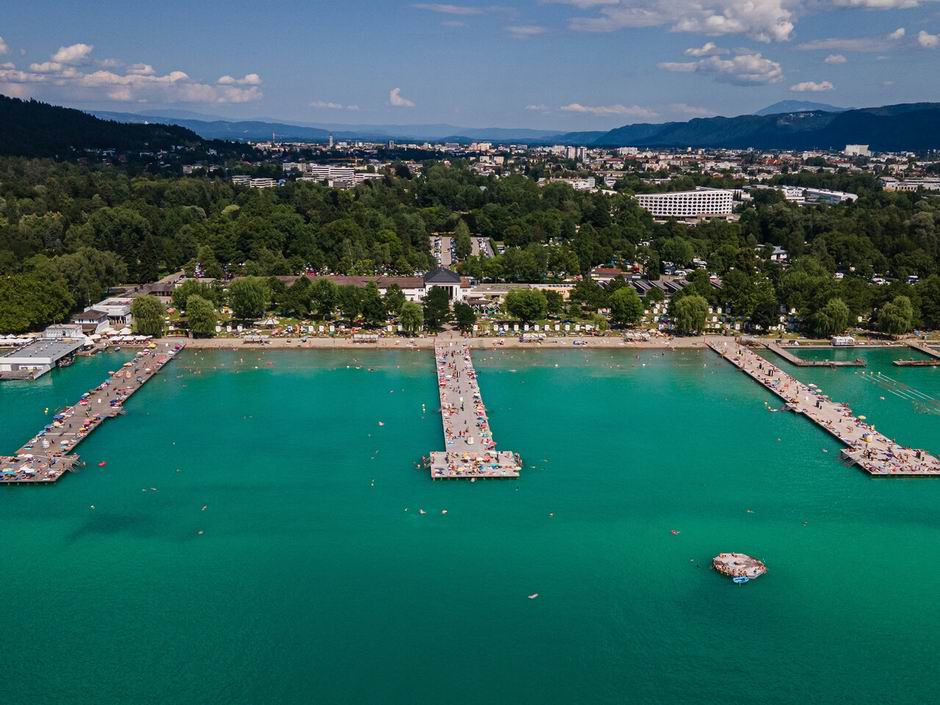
[591,102,940,150]
[0,95,204,157]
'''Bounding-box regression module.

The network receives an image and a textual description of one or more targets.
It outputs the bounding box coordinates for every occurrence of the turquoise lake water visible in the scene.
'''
[2,346,940,705]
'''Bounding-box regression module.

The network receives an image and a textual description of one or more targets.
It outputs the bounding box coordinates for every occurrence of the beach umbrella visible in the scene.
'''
[858,415,867,421]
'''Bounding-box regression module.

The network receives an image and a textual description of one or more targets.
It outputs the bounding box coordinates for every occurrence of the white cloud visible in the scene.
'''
[888,27,906,40]
[918,30,939,47]
[0,37,9,56]
[0,46,263,104]
[388,87,415,107]
[310,100,360,111]
[669,103,716,116]
[525,103,551,112]
[51,43,93,64]
[506,25,547,38]
[659,52,783,85]
[684,41,727,56]
[833,0,920,7]
[824,54,847,63]
[127,63,155,76]
[553,0,796,43]
[412,3,485,14]
[217,73,262,85]
[790,80,834,92]
[560,102,659,118]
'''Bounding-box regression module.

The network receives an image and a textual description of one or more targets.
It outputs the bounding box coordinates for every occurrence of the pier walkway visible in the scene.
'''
[766,342,865,367]
[708,338,940,476]
[429,340,521,479]
[907,340,940,360]
[0,343,185,484]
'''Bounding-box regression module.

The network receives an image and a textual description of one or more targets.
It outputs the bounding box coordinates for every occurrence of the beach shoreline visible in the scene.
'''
[157,334,716,350]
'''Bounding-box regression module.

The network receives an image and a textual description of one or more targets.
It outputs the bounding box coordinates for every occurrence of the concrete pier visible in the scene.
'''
[766,342,865,367]
[907,341,940,360]
[0,343,185,484]
[708,338,940,476]
[429,340,521,479]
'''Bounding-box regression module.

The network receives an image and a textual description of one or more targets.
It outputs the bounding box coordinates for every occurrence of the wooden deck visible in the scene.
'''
[0,343,185,484]
[708,338,940,476]
[429,339,521,479]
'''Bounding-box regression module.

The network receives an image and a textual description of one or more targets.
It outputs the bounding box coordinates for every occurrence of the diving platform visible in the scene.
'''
[0,343,185,484]
[708,338,940,476]
[430,340,521,479]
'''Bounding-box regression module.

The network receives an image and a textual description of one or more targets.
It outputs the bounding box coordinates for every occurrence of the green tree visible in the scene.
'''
[544,289,564,316]
[337,285,362,321]
[310,278,338,319]
[453,302,477,332]
[877,295,914,336]
[810,297,850,337]
[383,283,407,316]
[228,278,268,320]
[130,295,165,337]
[672,294,709,334]
[609,286,644,328]
[505,289,548,322]
[454,221,472,260]
[423,286,452,329]
[172,280,221,310]
[400,301,424,335]
[186,294,217,337]
[361,282,387,326]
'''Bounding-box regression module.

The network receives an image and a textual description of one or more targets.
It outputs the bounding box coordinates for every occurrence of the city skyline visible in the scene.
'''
[1,0,939,129]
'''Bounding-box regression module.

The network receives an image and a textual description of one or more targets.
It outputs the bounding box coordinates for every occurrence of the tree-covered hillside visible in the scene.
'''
[0,94,204,157]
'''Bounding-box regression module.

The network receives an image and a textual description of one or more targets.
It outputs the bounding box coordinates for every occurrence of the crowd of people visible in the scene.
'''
[432,341,520,478]
[721,341,940,476]
[0,345,181,483]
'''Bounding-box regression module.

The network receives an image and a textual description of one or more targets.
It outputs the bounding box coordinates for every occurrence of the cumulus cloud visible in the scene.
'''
[888,27,906,40]
[388,87,415,107]
[659,52,783,85]
[0,37,9,56]
[684,41,727,57]
[0,44,263,104]
[51,43,93,64]
[560,103,659,118]
[506,25,547,38]
[798,27,905,53]
[790,80,834,92]
[217,73,262,85]
[310,99,360,111]
[918,30,939,47]
[551,0,796,42]
[824,54,847,63]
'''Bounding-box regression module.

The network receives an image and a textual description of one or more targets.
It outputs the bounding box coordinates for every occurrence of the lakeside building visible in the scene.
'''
[0,325,86,380]
[299,267,469,303]
[634,189,734,219]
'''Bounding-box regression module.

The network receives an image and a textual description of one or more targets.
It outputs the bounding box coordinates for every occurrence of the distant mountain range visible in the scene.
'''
[754,100,848,116]
[4,94,940,156]
[591,103,940,150]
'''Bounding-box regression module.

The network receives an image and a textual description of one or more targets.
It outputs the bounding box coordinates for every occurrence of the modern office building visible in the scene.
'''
[634,189,734,218]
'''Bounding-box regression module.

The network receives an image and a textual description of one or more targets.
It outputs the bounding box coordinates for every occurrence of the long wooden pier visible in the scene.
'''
[429,340,521,479]
[0,343,185,484]
[708,338,940,476]
[766,342,865,367]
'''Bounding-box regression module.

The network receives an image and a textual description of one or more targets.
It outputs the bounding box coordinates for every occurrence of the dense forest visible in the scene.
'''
[0,95,209,158]
[0,156,939,335]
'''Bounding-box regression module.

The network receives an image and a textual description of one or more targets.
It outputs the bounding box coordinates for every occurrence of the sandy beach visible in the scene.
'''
[158,334,715,350]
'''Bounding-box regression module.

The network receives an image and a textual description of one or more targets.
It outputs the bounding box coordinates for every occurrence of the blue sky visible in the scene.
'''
[1,0,939,130]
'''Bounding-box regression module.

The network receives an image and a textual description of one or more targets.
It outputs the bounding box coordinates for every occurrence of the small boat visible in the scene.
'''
[732,576,750,584]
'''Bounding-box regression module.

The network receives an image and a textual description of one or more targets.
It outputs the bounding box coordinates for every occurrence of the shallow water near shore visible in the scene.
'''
[2,347,940,705]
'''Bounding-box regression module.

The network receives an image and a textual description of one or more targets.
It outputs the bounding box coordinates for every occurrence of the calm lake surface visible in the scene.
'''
[2,346,939,705]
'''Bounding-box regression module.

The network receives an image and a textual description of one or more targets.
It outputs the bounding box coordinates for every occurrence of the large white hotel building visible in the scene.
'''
[635,189,734,219]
